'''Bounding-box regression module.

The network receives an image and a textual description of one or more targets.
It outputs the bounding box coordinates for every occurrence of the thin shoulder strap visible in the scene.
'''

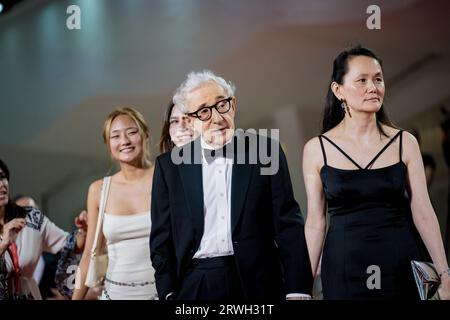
[365,130,403,169]
[91,176,111,256]
[318,135,327,165]
[399,130,403,162]
[320,135,363,169]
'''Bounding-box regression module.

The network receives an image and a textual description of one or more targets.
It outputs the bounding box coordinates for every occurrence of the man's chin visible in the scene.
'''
[205,134,228,147]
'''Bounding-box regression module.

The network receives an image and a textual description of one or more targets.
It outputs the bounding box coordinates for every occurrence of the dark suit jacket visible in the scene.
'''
[150,133,313,300]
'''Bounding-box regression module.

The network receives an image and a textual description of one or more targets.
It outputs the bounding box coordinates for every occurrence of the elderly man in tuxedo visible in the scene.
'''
[150,70,312,301]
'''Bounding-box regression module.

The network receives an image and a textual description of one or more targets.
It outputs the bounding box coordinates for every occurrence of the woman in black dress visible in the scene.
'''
[303,46,450,299]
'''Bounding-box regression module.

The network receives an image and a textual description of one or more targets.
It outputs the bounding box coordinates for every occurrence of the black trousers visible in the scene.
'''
[176,256,244,301]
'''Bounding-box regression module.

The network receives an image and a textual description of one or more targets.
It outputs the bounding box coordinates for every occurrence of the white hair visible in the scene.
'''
[173,70,236,113]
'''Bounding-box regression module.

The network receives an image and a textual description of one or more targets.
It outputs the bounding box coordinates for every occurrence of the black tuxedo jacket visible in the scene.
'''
[150,133,313,300]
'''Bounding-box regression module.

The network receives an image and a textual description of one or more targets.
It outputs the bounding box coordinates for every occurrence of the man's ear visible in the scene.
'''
[231,96,236,112]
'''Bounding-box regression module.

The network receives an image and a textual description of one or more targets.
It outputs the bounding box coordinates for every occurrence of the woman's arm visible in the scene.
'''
[74,210,88,254]
[303,137,328,277]
[0,241,5,258]
[404,132,450,299]
[72,180,103,300]
[0,218,26,257]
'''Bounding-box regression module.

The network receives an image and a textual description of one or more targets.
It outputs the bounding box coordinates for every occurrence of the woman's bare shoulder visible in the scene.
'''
[303,136,326,169]
[88,179,103,196]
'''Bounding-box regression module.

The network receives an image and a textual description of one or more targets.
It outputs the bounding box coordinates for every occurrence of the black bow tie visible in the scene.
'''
[203,144,234,164]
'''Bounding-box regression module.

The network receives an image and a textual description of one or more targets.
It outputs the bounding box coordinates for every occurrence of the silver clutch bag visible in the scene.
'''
[410,260,440,300]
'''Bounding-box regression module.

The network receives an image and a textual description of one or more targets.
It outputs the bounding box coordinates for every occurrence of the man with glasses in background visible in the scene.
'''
[150,70,313,301]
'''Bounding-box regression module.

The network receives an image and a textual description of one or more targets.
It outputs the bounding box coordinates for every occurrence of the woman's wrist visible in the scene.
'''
[0,236,7,252]
[75,229,86,253]
[76,228,86,240]
[440,268,450,280]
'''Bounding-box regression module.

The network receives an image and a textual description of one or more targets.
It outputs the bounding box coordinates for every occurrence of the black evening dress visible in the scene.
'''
[319,130,429,300]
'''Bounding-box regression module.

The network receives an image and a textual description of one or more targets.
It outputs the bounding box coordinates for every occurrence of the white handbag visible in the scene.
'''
[85,176,111,288]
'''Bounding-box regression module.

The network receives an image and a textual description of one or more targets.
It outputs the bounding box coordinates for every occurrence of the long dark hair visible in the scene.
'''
[0,159,26,224]
[322,45,395,136]
[158,100,176,154]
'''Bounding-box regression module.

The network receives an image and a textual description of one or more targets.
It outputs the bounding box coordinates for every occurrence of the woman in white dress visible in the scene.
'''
[73,107,158,300]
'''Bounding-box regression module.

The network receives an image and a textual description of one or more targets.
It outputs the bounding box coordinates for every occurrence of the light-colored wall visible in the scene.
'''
[241,105,323,215]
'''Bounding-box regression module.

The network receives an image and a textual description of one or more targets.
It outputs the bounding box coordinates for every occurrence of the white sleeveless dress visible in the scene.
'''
[100,211,158,300]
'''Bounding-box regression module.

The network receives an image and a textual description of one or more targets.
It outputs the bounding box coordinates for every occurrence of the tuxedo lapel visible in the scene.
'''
[178,139,204,249]
[231,136,254,232]
[231,149,253,234]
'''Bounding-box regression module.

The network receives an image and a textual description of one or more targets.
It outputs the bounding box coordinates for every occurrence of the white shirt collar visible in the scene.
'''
[200,135,234,164]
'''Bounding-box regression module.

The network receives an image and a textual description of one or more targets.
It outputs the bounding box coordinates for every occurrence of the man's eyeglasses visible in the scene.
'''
[187,97,232,121]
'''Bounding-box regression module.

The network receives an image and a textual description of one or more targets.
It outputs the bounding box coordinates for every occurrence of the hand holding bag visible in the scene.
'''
[85,176,111,288]
[410,260,440,300]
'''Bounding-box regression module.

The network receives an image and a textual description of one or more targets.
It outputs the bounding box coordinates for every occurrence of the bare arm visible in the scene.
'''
[72,180,104,300]
[303,138,327,277]
[74,210,88,254]
[404,132,450,299]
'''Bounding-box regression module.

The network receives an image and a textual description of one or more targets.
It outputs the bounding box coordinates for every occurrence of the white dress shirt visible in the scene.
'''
[191,137,311,299]
[193,138,234,259]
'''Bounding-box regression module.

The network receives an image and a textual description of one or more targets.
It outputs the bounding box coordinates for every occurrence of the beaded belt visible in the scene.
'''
[105,277,153,287]
[102,288,159,300]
